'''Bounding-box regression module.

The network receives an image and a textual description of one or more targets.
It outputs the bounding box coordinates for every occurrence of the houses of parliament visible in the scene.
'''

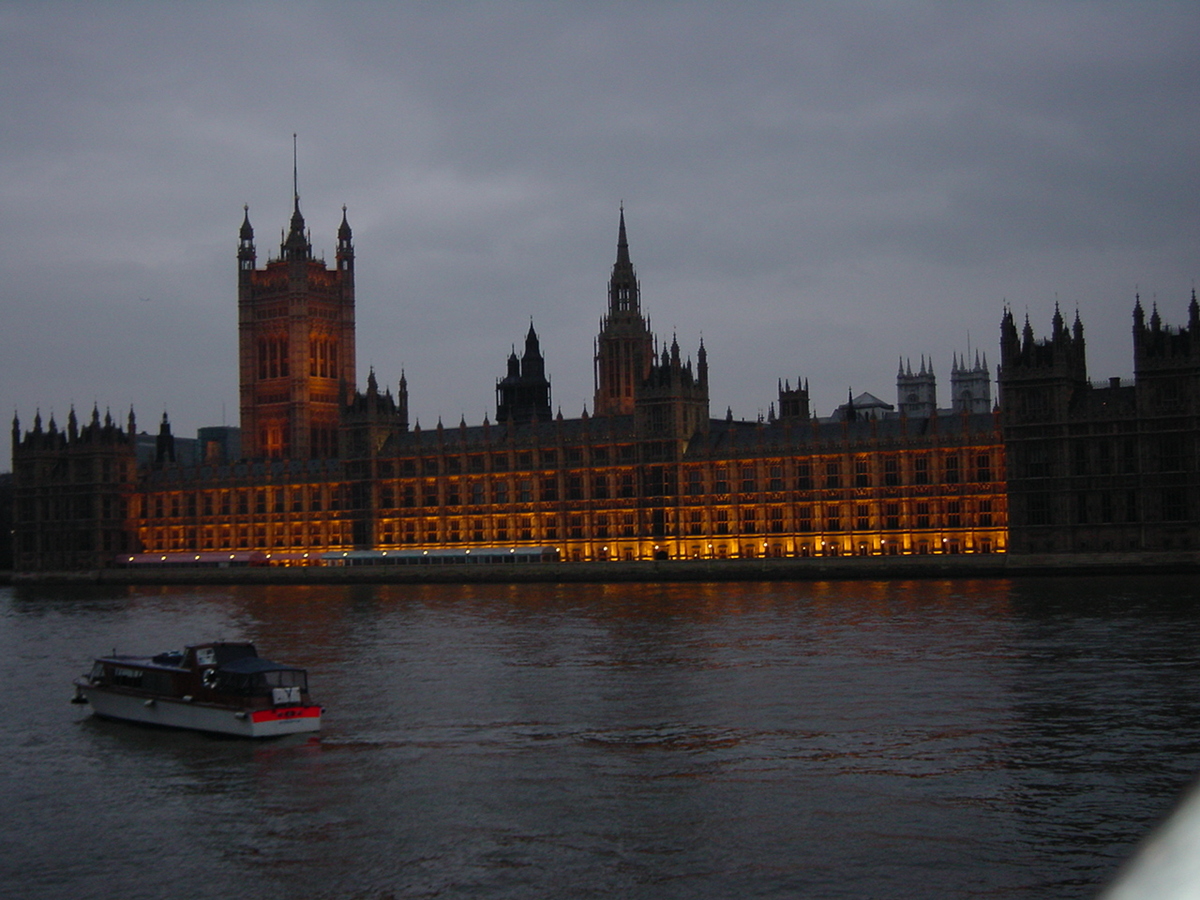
[8,176,1200,572]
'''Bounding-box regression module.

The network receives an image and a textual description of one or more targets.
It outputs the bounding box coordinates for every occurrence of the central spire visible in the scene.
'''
[293,133,299,210]
[608,205,639,316]
[616,203,630,266]
[281,133,311,262]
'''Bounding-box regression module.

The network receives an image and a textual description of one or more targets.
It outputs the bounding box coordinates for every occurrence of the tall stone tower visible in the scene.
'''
[897,356,937,417]
[237,146,356,459]
[496,322,553,425]
[998,304,1087,426]
[594,207,654,416]
[951,351,992,413]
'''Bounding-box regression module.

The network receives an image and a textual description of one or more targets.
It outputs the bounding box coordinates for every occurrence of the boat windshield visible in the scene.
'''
[213,667,307,696]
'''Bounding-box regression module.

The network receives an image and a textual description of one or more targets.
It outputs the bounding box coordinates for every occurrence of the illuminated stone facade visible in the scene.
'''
[11,204,1012,571]
[237,187,356,460]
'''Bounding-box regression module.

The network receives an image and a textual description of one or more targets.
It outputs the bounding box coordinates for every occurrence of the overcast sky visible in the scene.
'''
[3,2,1198,470]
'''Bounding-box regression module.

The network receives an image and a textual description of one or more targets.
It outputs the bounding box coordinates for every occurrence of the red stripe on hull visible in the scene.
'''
[250,706,322,724]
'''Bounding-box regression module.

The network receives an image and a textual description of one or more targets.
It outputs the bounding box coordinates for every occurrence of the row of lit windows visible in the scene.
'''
[141,522,353,553]
[381,447,998,480]
[137,476,1003,523]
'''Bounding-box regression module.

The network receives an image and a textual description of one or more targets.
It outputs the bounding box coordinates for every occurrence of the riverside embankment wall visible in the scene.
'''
[6,551,1199,586]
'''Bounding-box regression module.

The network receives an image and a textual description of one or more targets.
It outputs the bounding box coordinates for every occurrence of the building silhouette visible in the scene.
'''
[1000,297,1199,554]
[9,172,1197,572]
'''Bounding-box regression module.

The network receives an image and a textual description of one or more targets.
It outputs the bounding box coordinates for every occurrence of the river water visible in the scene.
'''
[2,577,1199,899]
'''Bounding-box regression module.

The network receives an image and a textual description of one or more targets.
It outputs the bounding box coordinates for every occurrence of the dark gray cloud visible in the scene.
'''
[3,2,1198,467]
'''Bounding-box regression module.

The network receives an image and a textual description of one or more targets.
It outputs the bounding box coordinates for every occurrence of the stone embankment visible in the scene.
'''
[7,551,1198,585]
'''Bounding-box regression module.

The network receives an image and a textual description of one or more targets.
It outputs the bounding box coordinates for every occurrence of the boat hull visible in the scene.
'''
[76,680,321,738]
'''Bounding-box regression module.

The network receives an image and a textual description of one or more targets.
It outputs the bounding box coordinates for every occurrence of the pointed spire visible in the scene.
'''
[240,204,254,241]
[606,204,641,317]
[616,203,630,266]
[281,134,311,262]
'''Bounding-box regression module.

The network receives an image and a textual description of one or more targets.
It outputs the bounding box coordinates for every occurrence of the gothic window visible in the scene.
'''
[824,461,841,489]
[619,472,635,498]
[856,504,869,530]
[592,475,609,499]
[884,457,899,486]
[714,467,729,493]
[769,466,784,492]
[855,459,870,488]
[715,509,729,534]
[916,502,930,529]
[795,463,812,491]
[686,469,703,496]
[975,454,991,482]
[945,456,960,484]
[885,503,900,530]
[1026,445,1049,478]
[741,466,756,494]
[768,507,784,533]
[914,456,929,485]
[826,505,841,532]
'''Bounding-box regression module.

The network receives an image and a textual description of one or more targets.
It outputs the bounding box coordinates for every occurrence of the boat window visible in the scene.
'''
[259,670,307,691]
[111,667,143,688]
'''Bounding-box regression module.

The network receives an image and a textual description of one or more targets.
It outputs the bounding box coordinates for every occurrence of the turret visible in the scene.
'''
[336,205,354,274]
[238,205,256,275]
[497,322,552,425]
[155,412,175,465]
